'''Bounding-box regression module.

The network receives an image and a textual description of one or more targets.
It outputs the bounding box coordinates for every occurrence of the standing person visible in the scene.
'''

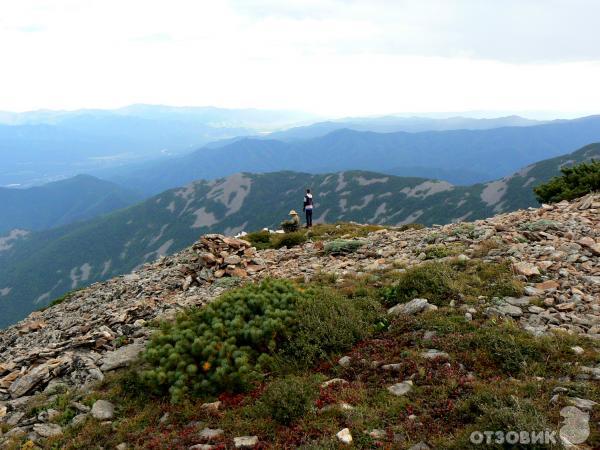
[303,188,314,228]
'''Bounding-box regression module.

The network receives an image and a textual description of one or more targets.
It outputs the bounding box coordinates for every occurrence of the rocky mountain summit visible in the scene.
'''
[0,194,598,447]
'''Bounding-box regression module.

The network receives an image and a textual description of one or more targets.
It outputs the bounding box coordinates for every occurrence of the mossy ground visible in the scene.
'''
[11,259,599,449]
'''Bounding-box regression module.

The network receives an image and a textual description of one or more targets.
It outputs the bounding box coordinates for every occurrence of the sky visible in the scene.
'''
[1,0,600,117]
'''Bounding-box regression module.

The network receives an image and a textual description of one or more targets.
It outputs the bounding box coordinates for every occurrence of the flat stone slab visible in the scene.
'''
[421,349,449,360]
[233,435,259,448]
[199,428,224,441]
[33,423,63,438]
[100,342,145,371]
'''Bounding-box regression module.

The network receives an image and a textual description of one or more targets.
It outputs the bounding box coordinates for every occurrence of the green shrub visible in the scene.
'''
[255,375,318,424]
[142,279,302,403]
[281,222,300,233]
[244,230,272,249]
[381,262,455,306]
[271,231,307,249]
[465,322,544,375]
[381,260,522,307]
[534,159,600,203]
[143,280,383,402]
[323,239,365,255]
[422,244,463,259]
[281,289,383,368]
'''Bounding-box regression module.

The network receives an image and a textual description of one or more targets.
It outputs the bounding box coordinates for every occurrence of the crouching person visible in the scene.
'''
[281,210,300,233]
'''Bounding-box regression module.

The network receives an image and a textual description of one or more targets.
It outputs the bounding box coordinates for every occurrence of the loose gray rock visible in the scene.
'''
[233,435,259,448]
[408,442,431,450]
[91,399,115,420]
[33,423,63,438]
[100,342,145,371]
[388,298,430,316]
[421,349,450,360]
[567,397,598,411]
[199,428,224,441]
[338,356,352,367]
[387,381,413,396]
[336,428,353,444]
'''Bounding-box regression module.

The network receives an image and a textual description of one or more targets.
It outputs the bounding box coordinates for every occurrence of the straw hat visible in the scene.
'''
[289,210,298,216]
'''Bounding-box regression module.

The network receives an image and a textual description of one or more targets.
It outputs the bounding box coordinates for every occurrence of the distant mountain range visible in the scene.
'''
[266,115,545,141]
[1,142,597,328]
[0,104,315,187]
[107,115,600,193]
[0,175,141,234]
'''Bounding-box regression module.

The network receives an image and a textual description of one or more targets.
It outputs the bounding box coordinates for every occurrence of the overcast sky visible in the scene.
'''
[1,0,600,117]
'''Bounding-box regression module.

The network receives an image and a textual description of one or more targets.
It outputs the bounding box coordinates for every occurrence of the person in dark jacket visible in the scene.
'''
[303,189,314,228]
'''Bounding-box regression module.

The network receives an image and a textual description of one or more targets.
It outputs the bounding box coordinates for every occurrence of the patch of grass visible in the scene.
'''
[471,238,504,258]
[407,310,599,378]
[244,223,387,250]
[307,223,386,240]
[39,289,81,311]
[271,231,307,249]
[323,239,365,255]
[244,229,272,249]
[449,384,552,450]
[422,243,465,259]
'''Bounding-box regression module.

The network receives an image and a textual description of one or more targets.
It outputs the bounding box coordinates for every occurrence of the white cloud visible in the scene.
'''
[0,0,599,116]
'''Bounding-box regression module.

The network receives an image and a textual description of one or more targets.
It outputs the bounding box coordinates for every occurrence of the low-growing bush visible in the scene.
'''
[422,244,464,259]
[381,260,522,307]
[143,280,383,402]
[255,375,318,424]
[244,230,272,249]
[281,289,383,368]
[323,239,365,255]
[534,159,600,203]
[307,223,385,240]
[271,231,307,249]
[452,387,551,450]
[142,279,302,402]
[380,262,455,306]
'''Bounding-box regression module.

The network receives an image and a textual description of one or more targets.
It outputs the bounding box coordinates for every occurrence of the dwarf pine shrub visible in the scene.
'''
[142,279,302,403]
[143,280,383,402]
[534,159,600,203]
